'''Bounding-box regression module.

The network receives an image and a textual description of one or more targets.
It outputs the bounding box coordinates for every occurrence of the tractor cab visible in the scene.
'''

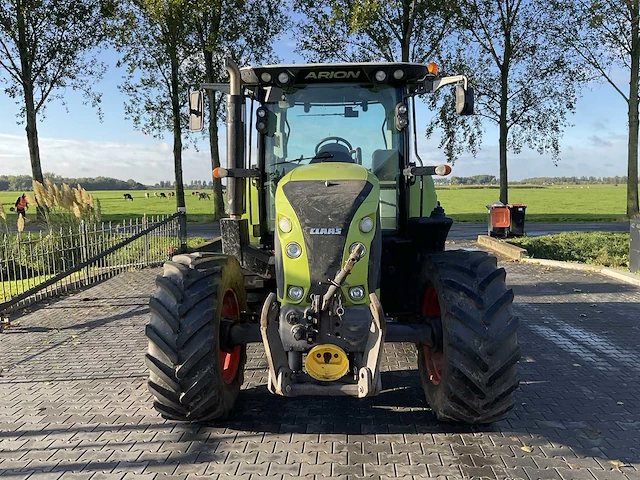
[254,69,407,233]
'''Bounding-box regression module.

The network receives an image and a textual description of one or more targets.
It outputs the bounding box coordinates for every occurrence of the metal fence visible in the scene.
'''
[0,213,183,316]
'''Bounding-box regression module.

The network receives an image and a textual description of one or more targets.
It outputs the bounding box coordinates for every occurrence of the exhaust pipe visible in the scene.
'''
[225,58,245,219]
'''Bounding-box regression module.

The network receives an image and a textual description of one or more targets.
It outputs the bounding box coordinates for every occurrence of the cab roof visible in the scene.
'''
[240,62,433,87]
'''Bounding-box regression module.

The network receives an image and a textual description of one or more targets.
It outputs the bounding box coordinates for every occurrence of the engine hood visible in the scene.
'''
[286,162,371,182]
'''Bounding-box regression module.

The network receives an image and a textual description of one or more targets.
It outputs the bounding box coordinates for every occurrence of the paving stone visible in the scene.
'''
[427,465,463,477]
[88,474,125,480]
[267,463,301,475]
[363,463,396,476]
[555,467,600,480]
[522,466,563,480]
[588,470,634,480]
[235,462,269,475]
[394,463,429,476]
[59,473,93,480]
[299,463,331,476]
[332,464,365,476]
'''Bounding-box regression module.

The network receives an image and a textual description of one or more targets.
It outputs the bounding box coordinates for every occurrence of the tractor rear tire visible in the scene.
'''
[417,250,520,424]
[145,253,247,422]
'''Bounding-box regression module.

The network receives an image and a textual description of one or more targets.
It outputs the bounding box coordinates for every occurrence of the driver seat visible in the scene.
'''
[310,143,355,163]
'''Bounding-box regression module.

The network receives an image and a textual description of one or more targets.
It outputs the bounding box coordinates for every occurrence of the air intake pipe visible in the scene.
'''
[225,58,245,219]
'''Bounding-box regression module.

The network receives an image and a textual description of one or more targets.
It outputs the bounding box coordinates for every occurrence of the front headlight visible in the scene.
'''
[286,242,302,258]
[348,286,365,301]
[279,216,292,233]
[287,285,304,300]
[359,216,374,233]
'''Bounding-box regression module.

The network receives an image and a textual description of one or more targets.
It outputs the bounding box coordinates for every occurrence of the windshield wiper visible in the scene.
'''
[272,152,333,166]
[297,113,345,117]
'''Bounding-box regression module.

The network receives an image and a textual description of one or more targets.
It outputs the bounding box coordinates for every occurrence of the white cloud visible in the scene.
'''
[416,131,628,180]
[0,133,221,185]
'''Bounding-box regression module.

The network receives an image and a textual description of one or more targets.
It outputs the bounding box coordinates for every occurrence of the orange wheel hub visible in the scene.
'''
[219,288,241,384]
[422,287,443,385]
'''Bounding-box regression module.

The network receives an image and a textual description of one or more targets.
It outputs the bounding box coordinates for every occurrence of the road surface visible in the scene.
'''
[1,257,638,479]
[186,221,630,240]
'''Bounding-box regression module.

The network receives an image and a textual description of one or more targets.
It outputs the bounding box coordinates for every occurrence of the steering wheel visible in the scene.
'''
[315,136,353,154]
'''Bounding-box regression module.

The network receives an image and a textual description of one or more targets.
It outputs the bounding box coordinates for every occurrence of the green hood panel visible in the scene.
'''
[286,162,371,182]
[275,162,380,305]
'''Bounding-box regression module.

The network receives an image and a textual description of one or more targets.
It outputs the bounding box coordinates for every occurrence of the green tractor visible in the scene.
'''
[145,60,520,424]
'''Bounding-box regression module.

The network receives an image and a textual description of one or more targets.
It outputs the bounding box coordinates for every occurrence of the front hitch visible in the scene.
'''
[259,291,386,398]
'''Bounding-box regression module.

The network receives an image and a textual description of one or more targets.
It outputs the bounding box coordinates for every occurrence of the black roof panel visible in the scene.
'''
[240,62,432,86]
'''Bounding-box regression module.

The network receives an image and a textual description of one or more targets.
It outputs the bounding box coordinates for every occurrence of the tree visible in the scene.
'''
[294,1,485,188]
[439,0,581,204]
[0,0,113,207]
[295,0,453,63]
[189,0,287,221]
[117,0,192,242]
[551,0,639,217]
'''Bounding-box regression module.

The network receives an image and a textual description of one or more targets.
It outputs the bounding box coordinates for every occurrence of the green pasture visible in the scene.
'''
[0,189,219,225]
[0,184,629,225]
[435,184,627,222]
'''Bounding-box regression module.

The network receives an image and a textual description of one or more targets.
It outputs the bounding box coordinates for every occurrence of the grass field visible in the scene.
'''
[0,184,629,225]
[434,184,627,222]
[0,189,219,225]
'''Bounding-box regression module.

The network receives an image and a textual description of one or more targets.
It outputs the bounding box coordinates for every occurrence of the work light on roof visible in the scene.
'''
[277,72,290,84]
[260,72,272,83]
[393,69,405,80]
[374,70,387,82]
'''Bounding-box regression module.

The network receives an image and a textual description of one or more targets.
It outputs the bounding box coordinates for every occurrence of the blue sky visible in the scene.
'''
[0,39,631,186]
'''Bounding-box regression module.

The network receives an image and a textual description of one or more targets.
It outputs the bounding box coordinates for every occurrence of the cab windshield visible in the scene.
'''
[262,83,403,229]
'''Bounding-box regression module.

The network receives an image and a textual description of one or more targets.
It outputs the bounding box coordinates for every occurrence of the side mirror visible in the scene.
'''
[188,90,204,131]
[456,85,474,115]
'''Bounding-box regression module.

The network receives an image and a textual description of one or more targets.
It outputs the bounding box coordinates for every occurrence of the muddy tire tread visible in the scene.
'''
[145,252,246,422]
[419,250,521,424]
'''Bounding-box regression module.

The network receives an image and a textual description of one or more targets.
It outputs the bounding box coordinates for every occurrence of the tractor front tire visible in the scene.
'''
[418,250,520,424]
[145,253,247,422]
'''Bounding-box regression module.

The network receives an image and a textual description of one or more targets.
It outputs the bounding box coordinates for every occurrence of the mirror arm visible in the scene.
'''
[200,83,231,94]
[433,75,468,92]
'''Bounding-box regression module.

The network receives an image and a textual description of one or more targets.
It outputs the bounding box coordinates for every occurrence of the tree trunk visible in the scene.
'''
[204,48,225,221]
[209,111,225,220]
[24,85,44,187]
[400,0,416,62]
[499,68,509,205]
[17,0,44,217]
[169,42,186,247]
[628,0,640,217]
[24,87,43,187]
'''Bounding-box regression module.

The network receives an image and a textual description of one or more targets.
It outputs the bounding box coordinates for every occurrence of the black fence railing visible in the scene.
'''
[0,213,182,317]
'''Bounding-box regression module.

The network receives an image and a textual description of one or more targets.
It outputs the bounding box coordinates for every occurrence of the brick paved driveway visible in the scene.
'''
[1,259,639,480]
